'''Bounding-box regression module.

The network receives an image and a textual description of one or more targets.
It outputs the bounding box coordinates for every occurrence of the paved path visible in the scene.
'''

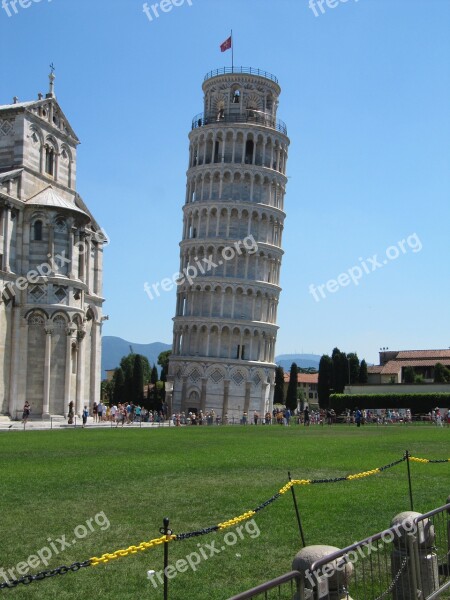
[0,418,173,432]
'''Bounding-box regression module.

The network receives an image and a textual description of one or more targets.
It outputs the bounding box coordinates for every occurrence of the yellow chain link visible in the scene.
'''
[90,534,176,566]
[218,511,256,530]
[408,457,430,463]
[346,468,381,480]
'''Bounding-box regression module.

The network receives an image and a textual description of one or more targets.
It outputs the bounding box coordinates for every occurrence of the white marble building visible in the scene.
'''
[168,67,290,419]
[0,73,106,419]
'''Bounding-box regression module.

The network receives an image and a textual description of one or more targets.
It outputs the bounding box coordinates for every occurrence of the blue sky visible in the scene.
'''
[1,0,449,364]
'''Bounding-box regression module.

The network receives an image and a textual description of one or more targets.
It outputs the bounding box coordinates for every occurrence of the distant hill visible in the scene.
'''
[102,337,171,378]
[274,354,321,371]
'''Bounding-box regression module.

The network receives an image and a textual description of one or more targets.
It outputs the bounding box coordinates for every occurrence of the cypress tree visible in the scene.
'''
[318,355,333,408]
[286,363,298,411]
[274,366,285,405]
[132,354,145,404]
[113,368,125,403]
[359,359,368,383]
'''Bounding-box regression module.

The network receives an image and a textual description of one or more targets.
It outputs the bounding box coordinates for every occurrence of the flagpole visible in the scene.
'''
[231,30,234,72]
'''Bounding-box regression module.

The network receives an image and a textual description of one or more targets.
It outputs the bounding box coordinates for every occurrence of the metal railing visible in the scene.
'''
[192,111,288,135]
[204,67,279,84]
[229,503,450,600]
[227,570,301,599]
[414,505,450,599]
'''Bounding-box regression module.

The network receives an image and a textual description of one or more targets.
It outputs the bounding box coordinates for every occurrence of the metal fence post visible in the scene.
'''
[288,471,306,547]
[160,517,171,600]
[405,450,414,511]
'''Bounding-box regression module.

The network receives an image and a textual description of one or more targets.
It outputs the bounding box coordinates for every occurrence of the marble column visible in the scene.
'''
[42,323,53,417]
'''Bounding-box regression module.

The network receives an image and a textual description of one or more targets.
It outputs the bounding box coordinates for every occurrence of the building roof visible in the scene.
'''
[0,101,36,111]
[25,186,88,217]
[0,169,23,183]
[395,350,450,360]
[375,359,450,375]
[283,372,318,384]
[0,97,80,143]
[368,366,383,374]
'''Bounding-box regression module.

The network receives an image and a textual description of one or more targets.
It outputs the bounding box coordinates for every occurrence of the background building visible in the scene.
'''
[0,73,106,419]
[367,349,450,384]
[168,67,290,419]
[283,372,319,406]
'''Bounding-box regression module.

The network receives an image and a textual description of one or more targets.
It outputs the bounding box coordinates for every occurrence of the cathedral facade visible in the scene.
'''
[0,74,105,419]
[168,67,290,419]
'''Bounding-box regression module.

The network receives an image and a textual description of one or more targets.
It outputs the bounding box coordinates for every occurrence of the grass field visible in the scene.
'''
[0,424,448,599]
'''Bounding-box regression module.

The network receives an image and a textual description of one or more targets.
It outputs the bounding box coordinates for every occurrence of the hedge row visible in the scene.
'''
[329,393,450,414]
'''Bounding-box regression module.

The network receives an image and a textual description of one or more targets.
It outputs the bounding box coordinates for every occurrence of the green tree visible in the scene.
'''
[132,354,145,404]
[332,347,348,393]
[101,380,114,404]
[160,365,167,383]
[120,353,151,400]
[286,363,298,411]
[359,359,368,384]
[403,367,415,384]
[434,363,450,383]
[347,352,360,384]
[318,354,333,408]
[158,350,172,373]
[297,387,306,412]
[273,366,285,405]
[151,364,158,386]
[113,367,125,403]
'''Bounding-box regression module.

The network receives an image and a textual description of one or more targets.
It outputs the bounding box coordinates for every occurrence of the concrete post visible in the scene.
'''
[292,545,353,600]
[391,511,438,600]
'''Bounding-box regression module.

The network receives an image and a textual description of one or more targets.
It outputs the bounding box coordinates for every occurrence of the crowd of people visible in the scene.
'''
[18,401,450,427]
[91,402,168,426]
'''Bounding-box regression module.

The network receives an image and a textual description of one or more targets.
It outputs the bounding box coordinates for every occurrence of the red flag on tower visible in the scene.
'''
[220,36,232,53]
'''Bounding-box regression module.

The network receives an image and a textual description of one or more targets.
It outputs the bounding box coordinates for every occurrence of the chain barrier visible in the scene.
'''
[409,456,450,464]
[0,453,447,591]
[90,533,176,566]
[0,560,91,590]
[373,555,409,600]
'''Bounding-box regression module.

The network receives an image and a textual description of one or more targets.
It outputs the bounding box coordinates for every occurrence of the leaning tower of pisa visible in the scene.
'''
[168,67,289,420]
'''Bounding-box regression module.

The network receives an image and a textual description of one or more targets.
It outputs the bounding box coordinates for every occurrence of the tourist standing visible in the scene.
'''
[82,405,89,428]
[22,401,31,424]
[303,406,310,426]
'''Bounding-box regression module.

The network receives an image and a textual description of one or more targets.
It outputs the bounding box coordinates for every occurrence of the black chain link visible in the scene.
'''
[379,457,407,471]
[175,526,220,541]
[0,560,91,590]
[427,459,450,464]
[253,492,281,512]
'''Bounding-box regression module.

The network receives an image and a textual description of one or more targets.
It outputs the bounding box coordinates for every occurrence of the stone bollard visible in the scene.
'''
[292,545,353,600]
[391,511,438,600]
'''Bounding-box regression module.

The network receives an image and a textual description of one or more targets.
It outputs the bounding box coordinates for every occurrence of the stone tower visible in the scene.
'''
[0,73,106,419]
[168,67,289,420]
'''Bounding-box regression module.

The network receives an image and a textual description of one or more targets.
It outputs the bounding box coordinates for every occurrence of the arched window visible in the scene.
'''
[33,220,43,241]
[45,146,55,176]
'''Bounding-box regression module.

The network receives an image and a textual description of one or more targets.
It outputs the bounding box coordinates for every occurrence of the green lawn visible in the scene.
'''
[0,425,448,599]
